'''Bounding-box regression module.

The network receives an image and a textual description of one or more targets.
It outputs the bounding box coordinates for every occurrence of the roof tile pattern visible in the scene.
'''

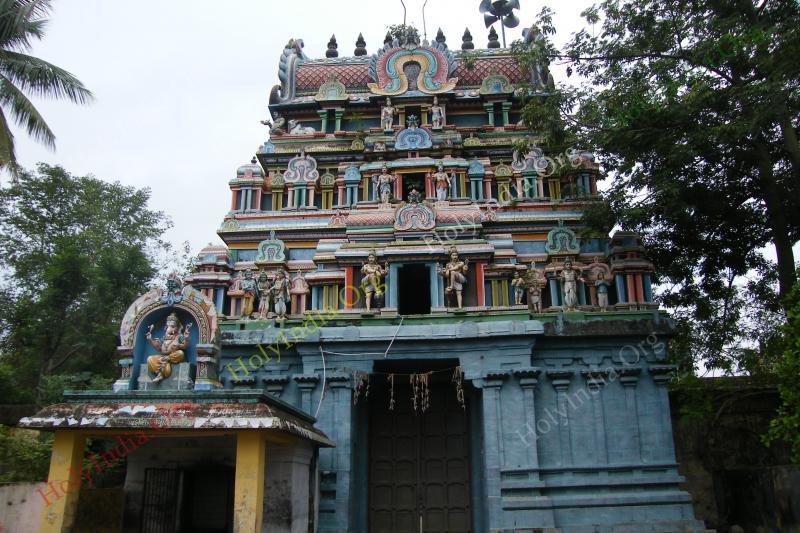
[296,63,370,92]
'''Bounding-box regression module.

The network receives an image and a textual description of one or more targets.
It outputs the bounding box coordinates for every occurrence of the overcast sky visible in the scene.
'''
[11,0,596,255]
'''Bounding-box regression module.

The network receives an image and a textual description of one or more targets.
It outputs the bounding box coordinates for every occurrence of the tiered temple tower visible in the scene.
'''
[24,26,707,533]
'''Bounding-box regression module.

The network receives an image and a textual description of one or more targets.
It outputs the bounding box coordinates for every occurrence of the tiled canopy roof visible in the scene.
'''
[293,55,524,94]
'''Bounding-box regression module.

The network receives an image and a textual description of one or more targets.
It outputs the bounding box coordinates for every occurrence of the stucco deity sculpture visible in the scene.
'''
[257,271,272,319]
[361,250,388,311]
[288,119,316,135]
[561,258,580,310]
[408,188,422,204]
[381,97,395,131]
[527,264,544,313]
[511,271,526,305]
[430,96,445,129]
[432,164,451,202]
[438,247,469,308]
[240,269,258,318]
[261,112,286,136]
[146,312,191,383]
[271,269,290,320]
[596,272,610,311]
[373,165,397,204]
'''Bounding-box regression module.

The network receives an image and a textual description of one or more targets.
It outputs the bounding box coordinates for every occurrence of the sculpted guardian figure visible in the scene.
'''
[146,313,191,383]
[257,271,272,319]
[430,96,445,129]
[271,269,290,320]
[432,164,451,202]
[527,264,544,313]
[240,269,257,318]
[361,250,388,311]
[561,258,579,310]
[373,165,397,204]
[511,271,526,305]
[438,247,469,308]
[381,97,395,131]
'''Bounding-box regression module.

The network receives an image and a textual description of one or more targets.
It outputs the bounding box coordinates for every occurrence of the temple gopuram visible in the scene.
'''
[21,21,708,533]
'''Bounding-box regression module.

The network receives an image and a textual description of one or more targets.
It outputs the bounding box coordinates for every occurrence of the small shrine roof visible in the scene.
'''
[19,390,334,447]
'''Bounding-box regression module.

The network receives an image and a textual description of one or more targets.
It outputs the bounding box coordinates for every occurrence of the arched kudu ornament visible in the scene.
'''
[368,41,458,96]
[115,275,221,392]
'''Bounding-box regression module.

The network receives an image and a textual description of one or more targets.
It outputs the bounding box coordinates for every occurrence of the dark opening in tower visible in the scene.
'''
[398,263,431,315]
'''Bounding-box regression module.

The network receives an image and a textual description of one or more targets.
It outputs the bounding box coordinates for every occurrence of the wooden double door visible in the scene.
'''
[368,372,472,532]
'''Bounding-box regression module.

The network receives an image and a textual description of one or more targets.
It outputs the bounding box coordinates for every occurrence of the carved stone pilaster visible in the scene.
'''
[547,369,574,466]
[480,370,508,526]
[620,368,642,462]
[293,373,319,414]
[581,369,609,463]
[649,365,678,462]
[513,367,542,471]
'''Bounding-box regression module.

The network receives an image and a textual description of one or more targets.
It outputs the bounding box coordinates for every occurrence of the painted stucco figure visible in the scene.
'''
[146,312,191,383]
[262,112,286,136]
[288,119,316,135]
[381,97,395,131]
[430,96,445,129]
[438,247,469,308]
[432,164,451,201]
[596,272,610,311]
[561,258,579,310]
[361,250,388,311]
[271,269,290,320]
[511,271,526,305]
[240,269,257,318]
[257,271,272,319]
[374,165,397,204]
[527,264,544,314]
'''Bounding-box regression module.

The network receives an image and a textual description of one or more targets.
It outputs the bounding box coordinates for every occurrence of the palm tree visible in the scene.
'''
[0,0,92,175]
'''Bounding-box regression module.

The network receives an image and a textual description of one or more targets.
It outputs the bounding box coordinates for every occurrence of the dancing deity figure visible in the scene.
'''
[271,269,290,320]
[146,313,191,383]
[257,271,272,319]
[596,272,610,311]
[561,259,579,310]
[361,250,388,311]
[374,165,397,204]
[432,164,451,202]
[527,264,544,313]
[430,96,445,129]
[381,97,395,131]
[438,247,469,308]
[511,271,526,305]
[240,269,257,318]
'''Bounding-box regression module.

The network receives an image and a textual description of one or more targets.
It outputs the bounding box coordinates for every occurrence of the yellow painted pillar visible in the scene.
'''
[39,430,86,533]
[233,431,266,533]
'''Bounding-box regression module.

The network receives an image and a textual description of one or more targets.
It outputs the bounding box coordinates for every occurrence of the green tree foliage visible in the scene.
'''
[513,1,800,374]
[387,24,420,46]
[0,164,170,402]
[0,0,92,174]
[0,426,52,482]
[766,282,800,461]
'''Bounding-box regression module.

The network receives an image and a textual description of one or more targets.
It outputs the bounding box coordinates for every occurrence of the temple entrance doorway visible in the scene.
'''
[398,263,431,315]
[368,361,472,533]
[140,466,234,533]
